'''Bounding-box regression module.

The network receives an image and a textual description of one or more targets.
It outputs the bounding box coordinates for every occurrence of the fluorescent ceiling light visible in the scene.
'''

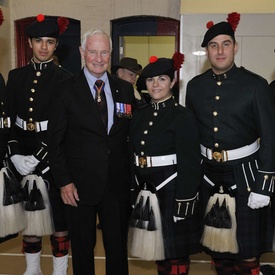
[192,51,206,56]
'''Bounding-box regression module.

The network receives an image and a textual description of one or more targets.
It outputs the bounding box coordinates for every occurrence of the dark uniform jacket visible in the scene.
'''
[0,74,9,165]
[186,64,275,196]
[6,60,71,172]
[47,70,136,205]
[130,97,201,217]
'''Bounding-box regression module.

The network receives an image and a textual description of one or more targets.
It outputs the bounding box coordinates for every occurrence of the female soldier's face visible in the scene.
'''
[146,75,175,102]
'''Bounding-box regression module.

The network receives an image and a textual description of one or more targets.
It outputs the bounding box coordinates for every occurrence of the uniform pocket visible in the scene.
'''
[233,160,257,196]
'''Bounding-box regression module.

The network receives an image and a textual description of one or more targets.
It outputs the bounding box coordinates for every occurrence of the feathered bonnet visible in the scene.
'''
[201,12,240,47]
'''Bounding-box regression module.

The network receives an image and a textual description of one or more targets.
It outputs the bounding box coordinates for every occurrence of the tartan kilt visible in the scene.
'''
[201,159,273,259]
[136,165,202,259]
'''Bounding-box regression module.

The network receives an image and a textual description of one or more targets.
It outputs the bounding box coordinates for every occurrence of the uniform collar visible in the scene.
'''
[31,58,54,71]
[150,96,176,110]
[212,63,237,82]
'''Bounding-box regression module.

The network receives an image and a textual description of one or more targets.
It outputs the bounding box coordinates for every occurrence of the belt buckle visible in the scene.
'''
[3,118,9,128]
[139,157,147,168]
[212,151,223,162]
[212,150,227,162]
[27,122,36,131]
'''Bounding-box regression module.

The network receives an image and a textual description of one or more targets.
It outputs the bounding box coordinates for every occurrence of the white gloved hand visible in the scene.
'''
[25,155,40,169]
[10,154,35,176]
[247,192,270,209]
[173,216,185,223]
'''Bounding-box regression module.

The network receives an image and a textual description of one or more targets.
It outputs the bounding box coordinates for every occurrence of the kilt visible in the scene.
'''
[12,163,67,233]
[135,165,202,259]
[201,158,273,259]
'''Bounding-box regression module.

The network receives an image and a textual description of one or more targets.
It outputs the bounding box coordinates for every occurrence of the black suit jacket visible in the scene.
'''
[48,70,136,205]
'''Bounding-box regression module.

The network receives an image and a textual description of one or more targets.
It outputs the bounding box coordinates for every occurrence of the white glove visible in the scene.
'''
[173,216,185,223]
[247,192,270,209]
[25,155,40,169]
[10,154,35,176]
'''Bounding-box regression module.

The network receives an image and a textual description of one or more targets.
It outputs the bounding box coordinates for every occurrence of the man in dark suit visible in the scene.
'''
[48,29,136,275]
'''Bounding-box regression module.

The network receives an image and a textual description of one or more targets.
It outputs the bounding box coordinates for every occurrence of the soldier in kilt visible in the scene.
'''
[0,73,23,244]
[186,12,275,275]
[7,14,71,275]
[128,54,202,275]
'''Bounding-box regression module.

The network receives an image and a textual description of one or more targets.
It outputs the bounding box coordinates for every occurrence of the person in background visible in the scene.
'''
[0,73,23,244]
[7,14,71,275]
[186,12,275,275]
[269,79,275,99]
[47,29,136,275]
[111,57,147,107]
[0,74,9,167]
[128,54,202,275]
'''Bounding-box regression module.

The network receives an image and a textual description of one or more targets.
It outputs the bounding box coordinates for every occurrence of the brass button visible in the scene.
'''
[153,112,158,116]
[141,140,145,145]
[29,97,33,102]
[33,80,38,84]
[36,72,41,76]
[29,118,33,122]
[31,89,35,93]
[29,108,33,112]
[214,127,218,132]
[214,143,219,148]
[264,175,269,180]
[140,151,144,156]
[149,121,153,126]
[213,111,218,116]
[215,96,220,100]
[217,81,222,86]
[144,130,148,134]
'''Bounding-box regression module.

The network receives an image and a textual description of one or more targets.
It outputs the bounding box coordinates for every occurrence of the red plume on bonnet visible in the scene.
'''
[57,17,69,35]
[227,12,240,31]
[172,52,184,70]
[0,8,4,26]
[206,12,240,31]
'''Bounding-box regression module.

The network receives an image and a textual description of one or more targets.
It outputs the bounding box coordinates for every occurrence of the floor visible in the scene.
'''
[0,231,274,275]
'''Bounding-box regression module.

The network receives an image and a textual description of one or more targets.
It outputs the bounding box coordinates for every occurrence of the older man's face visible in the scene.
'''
[80,33,111,78]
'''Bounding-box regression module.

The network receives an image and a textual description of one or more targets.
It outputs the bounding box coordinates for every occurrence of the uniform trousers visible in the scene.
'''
[65,189,131,275]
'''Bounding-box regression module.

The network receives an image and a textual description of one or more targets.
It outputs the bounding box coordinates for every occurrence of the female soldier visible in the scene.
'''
[128,54,202,275]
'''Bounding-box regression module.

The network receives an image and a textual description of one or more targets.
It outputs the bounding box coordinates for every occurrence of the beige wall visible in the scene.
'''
[0,0,180,80]
[181,0,275,13]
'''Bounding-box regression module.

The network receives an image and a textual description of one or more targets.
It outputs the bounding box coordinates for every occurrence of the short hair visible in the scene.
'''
[81,29,112,52]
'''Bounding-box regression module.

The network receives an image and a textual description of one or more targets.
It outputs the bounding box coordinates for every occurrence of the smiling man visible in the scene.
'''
[186,13,275,275]
[7,14,71,275]
[47,29,136,275]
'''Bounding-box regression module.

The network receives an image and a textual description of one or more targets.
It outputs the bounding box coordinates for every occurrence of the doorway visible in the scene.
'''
[111,16,180,100]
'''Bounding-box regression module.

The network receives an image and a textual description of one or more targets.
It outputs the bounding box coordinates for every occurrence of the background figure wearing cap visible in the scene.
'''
[186,12,275,275]
[47,29,136,275]
[111,57,147,107]
[128,54,202,275]
[7,14,71,275]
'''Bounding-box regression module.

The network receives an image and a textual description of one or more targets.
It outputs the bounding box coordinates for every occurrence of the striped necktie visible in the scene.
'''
[94,80,108,130]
